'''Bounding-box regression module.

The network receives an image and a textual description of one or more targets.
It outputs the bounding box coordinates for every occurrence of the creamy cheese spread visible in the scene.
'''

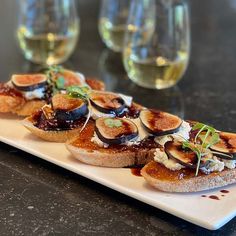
[23,87,45,100]
[154,148,184,171]
[154,120,191,146]
[118,93,133,107]
[91,133,109,148]
[200,156,224,173]
[223,159,236,169]
[90,106,115,120]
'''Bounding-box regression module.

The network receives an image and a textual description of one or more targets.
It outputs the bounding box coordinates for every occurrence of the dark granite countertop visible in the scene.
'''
[0,0,236,235]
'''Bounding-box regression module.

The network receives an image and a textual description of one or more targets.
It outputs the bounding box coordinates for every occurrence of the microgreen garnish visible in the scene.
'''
[66,85,92,133]
[182,122,220,176]
[55,76,65,90]
[104,118,122,128]
[45,66,65,97]
[66,85,90,100]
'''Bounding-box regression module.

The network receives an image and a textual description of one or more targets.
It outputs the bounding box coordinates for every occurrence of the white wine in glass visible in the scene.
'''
[17,0,79,65]
[98,17,127,53]
[123,0,190,89]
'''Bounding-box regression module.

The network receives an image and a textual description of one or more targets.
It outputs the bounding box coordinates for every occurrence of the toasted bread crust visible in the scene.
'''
[141,161,236,192]
[66,141,155,167]
[14,100,46,116]
[0,94,25,113]
[22,117,82,142]
[86,78,105,91]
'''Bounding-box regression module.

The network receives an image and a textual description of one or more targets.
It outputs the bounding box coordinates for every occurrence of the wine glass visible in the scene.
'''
[123,0,190,89]
[98,0,131,52]
[17,0,79,65]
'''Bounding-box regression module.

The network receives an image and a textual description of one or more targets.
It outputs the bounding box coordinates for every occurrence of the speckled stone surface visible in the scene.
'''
[0,0,236,235]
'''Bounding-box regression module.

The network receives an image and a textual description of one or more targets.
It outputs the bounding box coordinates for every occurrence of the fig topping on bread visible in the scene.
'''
[164,141,209,168]
[140,109,182,136]
[95,117,138,145]
[209,132,236,159]
[11,74,47,91]
[90,91,126,115]
[52,94,88,121]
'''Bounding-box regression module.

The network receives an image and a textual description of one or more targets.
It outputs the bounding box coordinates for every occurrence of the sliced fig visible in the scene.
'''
[90,91,126,115]
[210,132,236,159]
[140,109,182,136]
[95,117,138,145]
[164,141,199,168]
[11,74,47,91]
[52,94,88,121]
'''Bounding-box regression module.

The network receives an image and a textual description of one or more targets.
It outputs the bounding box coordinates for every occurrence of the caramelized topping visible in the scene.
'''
[140,109,182,136]
[0,84,24,97]
[52,94,85,111]
[31,110,86,131]
[210,132,236,157]
[11,74,47,91]
[144,161,212,181]
[165,141,198,167]
[95,117,138,145]
[90,91,125,115]
[71,121,159,152]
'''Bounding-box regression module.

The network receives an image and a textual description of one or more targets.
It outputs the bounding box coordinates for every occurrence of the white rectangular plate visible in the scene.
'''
[1,114,236,230]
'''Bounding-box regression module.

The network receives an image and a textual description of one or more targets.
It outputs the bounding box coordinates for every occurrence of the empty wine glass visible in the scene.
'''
[123,0,190,89]
[17,0,79,65]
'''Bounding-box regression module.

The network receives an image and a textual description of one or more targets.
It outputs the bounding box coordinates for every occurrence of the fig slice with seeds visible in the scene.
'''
[95,117,138,145]
[140,109,182,136]
[209,132,236,159]
[90,91,126,115]
[52,94,88,121]
[165,141,199,168]
[11,74,47,91]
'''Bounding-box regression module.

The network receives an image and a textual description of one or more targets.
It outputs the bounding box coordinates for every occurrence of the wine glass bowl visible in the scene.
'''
[123,0,190,89]
[17,0,79,65]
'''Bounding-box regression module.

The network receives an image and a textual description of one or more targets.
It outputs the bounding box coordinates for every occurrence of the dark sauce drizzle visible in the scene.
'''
[201,190,230,200]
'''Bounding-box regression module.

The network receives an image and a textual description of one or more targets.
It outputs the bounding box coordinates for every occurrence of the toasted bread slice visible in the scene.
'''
[141,161,236,192]
[22,116,83,142]
[14,100,46,116]
[85,77,105,91]
[66,121,157,167]
[0,78,105,116]
[0,83,25,113]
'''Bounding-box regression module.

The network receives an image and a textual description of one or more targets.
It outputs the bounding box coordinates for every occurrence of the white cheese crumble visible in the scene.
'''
[154,120,191,146]
[200,156,224,173]
[89,93,133,120]
[119,93,133,107]
[90,106,115,119]
[91,133,109,148]
[23,87,45,100]
[223,159,236,169]
[129,118,150,141]
[154,148,184,171]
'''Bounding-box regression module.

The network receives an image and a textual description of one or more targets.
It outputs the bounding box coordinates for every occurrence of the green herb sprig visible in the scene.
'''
[182,122,220,176]
[45,65,65,95]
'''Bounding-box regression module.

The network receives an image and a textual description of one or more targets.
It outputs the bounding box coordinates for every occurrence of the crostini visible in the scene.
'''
[141,122,236,192]
[0,66,105,116]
